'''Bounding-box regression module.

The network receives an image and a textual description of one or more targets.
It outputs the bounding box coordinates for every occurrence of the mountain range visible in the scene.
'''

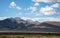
[0,17,60,33]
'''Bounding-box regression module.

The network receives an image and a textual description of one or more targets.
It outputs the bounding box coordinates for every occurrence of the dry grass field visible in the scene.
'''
[0,33,60,38]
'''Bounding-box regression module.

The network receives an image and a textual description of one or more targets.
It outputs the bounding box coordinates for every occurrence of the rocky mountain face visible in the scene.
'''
[0,17,60,33]
[0,17,39,30]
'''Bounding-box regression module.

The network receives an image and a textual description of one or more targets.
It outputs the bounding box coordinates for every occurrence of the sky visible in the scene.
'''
[0,0,60,22]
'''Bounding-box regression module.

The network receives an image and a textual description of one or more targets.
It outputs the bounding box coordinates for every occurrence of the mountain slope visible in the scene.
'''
[0,17,60,33]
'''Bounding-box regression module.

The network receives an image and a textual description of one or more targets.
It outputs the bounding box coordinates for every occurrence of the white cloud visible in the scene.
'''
[21,17,31,20]
[40,6,56,15]
[21,17,40,21]
[41,17,60,22]
[9,2,22,10]
[26,3,59,16]
[34,13,40,16]
[56,0,60,2]
[51,3,60,8]
[34,17,60,22]
[32,0,53,3]
[33,12,41,16]
[34,3,39,6]
[16,6,21,10]
[27,6,37,12]
[21,17,60,22]
[0,17,60,22]
[9,2,16,8]
[32,0,60,3]
[0,17,10,20]
[31,18,40,21]
[33,3,59,16]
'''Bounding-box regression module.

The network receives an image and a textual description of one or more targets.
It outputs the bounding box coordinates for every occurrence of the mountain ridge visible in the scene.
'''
[0,17,60,33]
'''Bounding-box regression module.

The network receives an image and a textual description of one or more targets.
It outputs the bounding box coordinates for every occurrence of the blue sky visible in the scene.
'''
[0,0,60,22]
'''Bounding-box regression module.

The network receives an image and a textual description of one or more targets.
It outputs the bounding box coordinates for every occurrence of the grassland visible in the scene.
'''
[0,34,60,38]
